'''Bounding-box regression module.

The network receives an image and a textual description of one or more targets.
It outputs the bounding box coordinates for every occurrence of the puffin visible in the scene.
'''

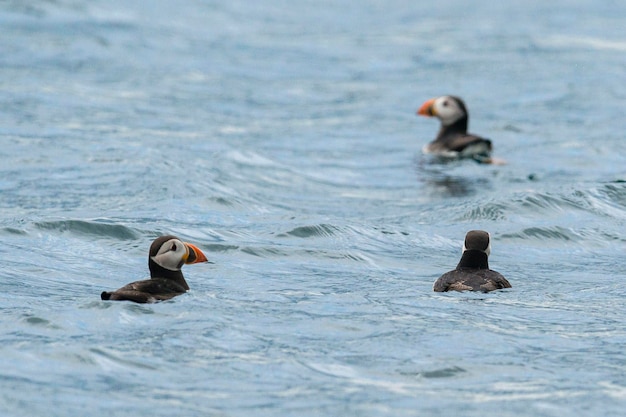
[417,95,503,164]
[433,230,511,293]
[101,235,208,303]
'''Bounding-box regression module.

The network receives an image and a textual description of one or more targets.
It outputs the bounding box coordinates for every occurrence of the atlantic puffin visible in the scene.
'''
[433,230,511,293]
[101,235,208,303]
[417,96,503,164]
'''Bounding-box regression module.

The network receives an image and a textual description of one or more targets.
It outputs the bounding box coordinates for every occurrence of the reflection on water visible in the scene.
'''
[414,155,492,197]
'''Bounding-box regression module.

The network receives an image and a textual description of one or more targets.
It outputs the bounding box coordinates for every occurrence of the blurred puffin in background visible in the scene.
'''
[417,95,505,164]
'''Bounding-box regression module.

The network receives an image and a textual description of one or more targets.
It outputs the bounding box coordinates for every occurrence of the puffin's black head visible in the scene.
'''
[455,230,492,270]
[417,95,468,127]
[149,235,208,272]
[462,230,491,256]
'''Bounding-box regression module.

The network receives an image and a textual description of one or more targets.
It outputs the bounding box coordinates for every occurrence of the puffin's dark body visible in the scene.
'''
[418,96,493,162]
[426,116,492,158]
[433,231,510,293]
[101,235,206,303]
[433,250,510,293]
[100,278,188,303]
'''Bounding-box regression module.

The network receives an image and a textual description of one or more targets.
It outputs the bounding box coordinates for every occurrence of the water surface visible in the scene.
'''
[1,1,626,416]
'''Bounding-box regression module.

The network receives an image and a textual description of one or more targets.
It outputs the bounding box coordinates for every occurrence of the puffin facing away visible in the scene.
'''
[433,230,511,293]
[417,96,503,164]
[101,235,208,303]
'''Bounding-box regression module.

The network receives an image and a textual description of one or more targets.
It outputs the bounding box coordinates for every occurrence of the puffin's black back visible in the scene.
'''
[434,269,510,293]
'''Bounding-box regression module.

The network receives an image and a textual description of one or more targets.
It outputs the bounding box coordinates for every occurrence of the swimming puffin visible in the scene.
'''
[101,235,208,303]
[417,96,503,164]
[433,230,511,293]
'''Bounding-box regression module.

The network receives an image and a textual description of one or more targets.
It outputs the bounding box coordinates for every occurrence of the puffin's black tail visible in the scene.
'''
[101,291,111,300]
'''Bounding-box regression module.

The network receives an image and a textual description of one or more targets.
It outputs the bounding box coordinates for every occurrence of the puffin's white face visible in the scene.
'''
[151,238,188,271]
[431,96,466,126]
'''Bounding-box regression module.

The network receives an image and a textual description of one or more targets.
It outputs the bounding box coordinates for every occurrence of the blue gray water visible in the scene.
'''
[1,1,626,416]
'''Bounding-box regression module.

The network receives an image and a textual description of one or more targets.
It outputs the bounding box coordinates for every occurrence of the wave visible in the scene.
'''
[0,227,28,236]
[539,35,626,52]
[500,226,579,242]
[277,224,340,239]
[33,219,139,240]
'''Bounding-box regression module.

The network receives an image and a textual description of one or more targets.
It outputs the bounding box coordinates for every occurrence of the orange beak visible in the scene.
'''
[417,98,436,117]
[184,242,208,264]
